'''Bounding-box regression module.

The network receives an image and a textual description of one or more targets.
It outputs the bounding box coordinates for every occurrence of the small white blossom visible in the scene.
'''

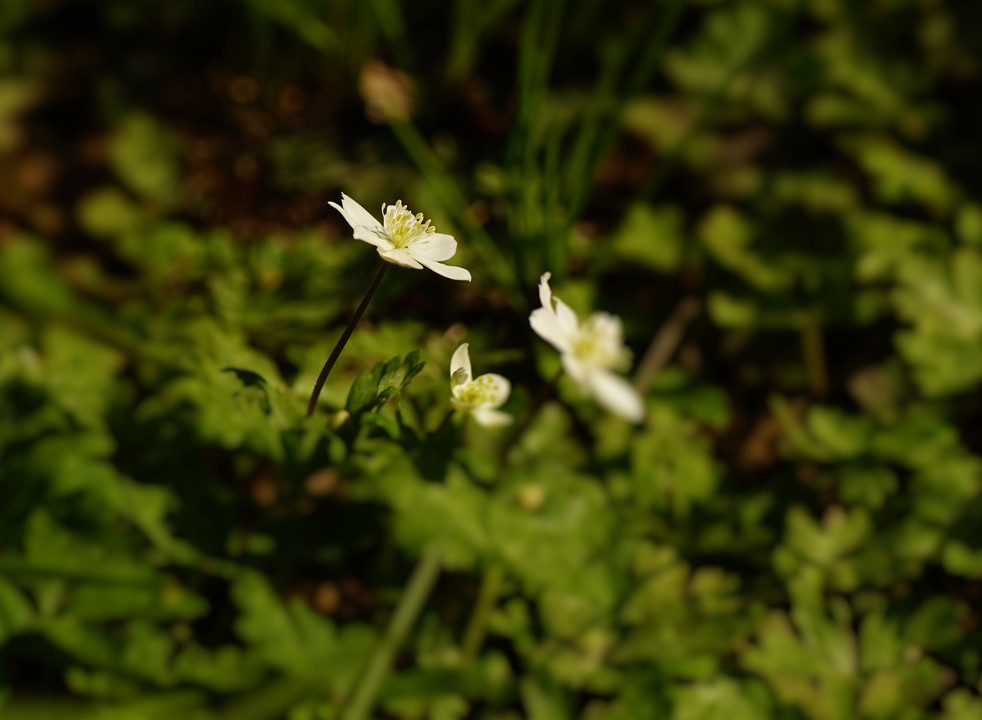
[449,343,512,427]
[329,193,471,281]
[529,272,644,423]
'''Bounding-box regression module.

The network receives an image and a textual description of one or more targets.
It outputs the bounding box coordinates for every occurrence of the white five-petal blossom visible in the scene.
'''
[449,343,512,427]
[529,272,644,423]
[328,193,471,281]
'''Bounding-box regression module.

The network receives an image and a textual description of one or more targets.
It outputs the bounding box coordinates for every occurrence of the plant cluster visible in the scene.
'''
[2,1,982,719]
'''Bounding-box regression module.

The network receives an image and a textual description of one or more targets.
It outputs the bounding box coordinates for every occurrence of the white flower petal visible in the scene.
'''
[408,233,457,261]
[531,270,639,421]
[450,343,472,385]
[415,257,472,281]
[472,407,513,427]
[330,195,391,249]
[554,297,580,336]
[331,195,472,280]
[341,193,384,230]
[561,353,590,388]
[538,272,554,310]
[587,370,644,423]
[379,247,423,269]
[531,272,578,352]
[327,201,355,231]
[352,225,394,250]
[474,373,511,408]
[448,347,512,425]
[530,307,572,353]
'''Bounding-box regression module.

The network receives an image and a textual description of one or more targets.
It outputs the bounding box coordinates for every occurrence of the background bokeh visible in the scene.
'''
[3,0,982,718]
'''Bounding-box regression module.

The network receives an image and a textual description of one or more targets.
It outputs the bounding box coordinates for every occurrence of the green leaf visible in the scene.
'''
[699,206,789,291]
[616,558,746,676]
[63,582,207,623]
[0,236,73,316]
[520,677,570,720]
[771,400,873,463]
[233,571,374,696]
[742,601,858,719]
[76,187,146,239]
[842,134,959,215]
[942,542,982,578]
[109,113,182,206]
[346,351,426,416]
[0,691,212,720]
[668,679,776,720]
[0,578,33,642]
[894,248,982,395]
[941,689,982,720]
[346,363,386,416]
[379,461,489,570]
[629,405,721,516]
[775,505,871,575]
[0,511,156,585]
[611,204,684,272]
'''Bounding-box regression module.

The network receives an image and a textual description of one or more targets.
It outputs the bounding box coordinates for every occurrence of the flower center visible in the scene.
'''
[381,200,436,248]
[571,313,631,370]
[454,375,500,406]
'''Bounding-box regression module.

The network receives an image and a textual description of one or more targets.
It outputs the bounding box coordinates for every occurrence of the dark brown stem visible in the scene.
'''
[633,296,700,393]
[801,315,829,398]
[432,408,455,434]
[306,262,390,418]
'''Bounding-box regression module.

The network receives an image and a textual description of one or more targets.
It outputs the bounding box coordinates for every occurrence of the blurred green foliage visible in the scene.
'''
[2,0,982,718]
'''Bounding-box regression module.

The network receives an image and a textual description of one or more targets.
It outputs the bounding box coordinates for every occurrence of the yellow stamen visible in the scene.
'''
[381,199,436,248]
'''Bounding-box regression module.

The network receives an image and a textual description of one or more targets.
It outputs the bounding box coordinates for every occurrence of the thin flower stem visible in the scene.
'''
[341,545,443,720]
[306,262,390,418]
[801,315,828,398]
[633,296,700,393]
[460,563,505,665]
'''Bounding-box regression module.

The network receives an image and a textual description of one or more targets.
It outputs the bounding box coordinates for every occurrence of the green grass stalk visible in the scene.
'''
[341,545,443,720]
[460,564,505,664]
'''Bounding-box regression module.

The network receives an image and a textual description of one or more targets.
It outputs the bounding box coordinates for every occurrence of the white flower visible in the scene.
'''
[328,193,471,281]
[449,343,512,427]
[529,272,644,423]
